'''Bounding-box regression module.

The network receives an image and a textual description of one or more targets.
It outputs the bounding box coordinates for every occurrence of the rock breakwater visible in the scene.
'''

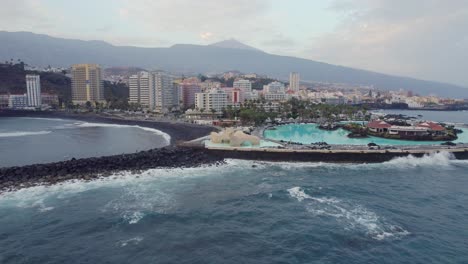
[0,147,223,192]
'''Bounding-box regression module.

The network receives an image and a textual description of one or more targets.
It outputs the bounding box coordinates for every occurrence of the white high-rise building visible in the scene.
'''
[195,88,227,113]
[129,71,179,112]
[26,74,41,107]
[129,71,150,107]
[264,81,285,94]
[150,71,179,112]
[233,79,252,93]
[289,72,300,92]
[233,79,253,101]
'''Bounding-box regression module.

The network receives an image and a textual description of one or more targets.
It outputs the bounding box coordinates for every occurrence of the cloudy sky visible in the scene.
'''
[1,0,468,87]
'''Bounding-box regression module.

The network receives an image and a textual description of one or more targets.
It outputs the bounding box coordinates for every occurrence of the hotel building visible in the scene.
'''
[151,71,179,113]
[71,64,104,104]
[129,71,150,107]
[26,74,41,107]
[264,81,285,94]
[289,72,300,92]
[180,78,201,109]
[195,88,228,112]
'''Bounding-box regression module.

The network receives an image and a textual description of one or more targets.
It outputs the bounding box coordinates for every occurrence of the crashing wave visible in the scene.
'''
[384,151,458,168]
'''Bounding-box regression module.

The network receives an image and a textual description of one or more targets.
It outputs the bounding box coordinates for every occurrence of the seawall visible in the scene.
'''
[204,148,468,163]
[0,147,223,192]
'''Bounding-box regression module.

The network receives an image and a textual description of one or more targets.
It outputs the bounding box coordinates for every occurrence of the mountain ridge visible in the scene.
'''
[209,39,263,52]
[0,31,467,98]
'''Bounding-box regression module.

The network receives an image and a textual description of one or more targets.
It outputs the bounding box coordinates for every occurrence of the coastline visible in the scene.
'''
[2,109,468,193]
[0,146,224,193]
[0,110,223,193]
[0,110,218,145]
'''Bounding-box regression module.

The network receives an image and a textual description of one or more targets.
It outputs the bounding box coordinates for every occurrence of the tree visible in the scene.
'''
[85,101,92,109]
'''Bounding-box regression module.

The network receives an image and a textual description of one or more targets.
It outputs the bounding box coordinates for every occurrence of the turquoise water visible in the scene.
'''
[264,124,468,146]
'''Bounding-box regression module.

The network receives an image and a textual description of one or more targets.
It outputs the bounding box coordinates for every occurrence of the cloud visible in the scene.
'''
[119,0,275,42]
[0,0,54,30]
[199,32,214,41]
[262,34,296,47]
[305,0,468,86]
[118,8,129,18]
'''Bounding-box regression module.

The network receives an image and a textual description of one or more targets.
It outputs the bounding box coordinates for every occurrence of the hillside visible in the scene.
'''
[0,63,128,104]
[0,63,71,101]
[0,31,467,98]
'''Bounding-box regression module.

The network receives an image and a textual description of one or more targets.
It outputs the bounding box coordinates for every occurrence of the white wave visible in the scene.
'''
[75,122,171,144]
[287,187,313,202]
[288,186,409,240]
[383,151,459,168]
[0,130,51,138]
[20,117,67,122]
[123,211,145,224]
[12,198,55,213]
[225,159,340,170]
[118,236,144,247]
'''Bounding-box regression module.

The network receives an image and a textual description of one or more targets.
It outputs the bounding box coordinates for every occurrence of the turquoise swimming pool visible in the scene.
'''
[264,124,468,146]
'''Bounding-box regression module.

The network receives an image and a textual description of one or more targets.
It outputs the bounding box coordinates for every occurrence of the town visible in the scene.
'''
[1,62,468,120]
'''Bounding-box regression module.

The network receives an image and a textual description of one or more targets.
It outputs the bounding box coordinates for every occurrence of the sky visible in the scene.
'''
[1,0,468,87]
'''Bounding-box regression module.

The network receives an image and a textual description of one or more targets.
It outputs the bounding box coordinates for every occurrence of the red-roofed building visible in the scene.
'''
[417,122,446,135]
[367,120,392,133]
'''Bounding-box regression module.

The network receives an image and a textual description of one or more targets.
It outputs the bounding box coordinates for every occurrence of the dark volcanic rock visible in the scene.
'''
[0,147,223,193]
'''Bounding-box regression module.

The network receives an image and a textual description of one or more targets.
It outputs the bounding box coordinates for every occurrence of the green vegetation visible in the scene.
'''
[0,62,71,104]
[221,97,368,126]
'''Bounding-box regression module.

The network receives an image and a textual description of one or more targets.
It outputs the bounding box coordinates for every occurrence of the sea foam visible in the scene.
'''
[287,186,409,240]
[75,122,171,144]
[383,151,462,168]
[0,130,51,138]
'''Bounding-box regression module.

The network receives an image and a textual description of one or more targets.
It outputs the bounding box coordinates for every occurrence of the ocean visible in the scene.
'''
[0,112,468,263]
[0,117,170,167]
[1,156,468,263]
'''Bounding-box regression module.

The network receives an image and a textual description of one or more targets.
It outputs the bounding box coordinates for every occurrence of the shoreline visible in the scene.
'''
[0,110,218,145]
[1,109,468,193]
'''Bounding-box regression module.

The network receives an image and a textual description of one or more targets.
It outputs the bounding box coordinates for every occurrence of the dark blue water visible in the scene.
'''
[0,117,170,167]
[377,109,468,123]
[1,154,467,263]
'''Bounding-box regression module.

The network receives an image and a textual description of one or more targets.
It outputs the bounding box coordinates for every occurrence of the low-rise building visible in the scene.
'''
[264,93,287,102]
[0,94,9,108]
[8,94,28,109]
[41,93,59,106]
[367,120,392,133]
[195,88,228,113]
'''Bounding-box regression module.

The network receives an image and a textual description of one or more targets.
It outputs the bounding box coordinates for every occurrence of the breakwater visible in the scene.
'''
[204,148,468,163]
[0,147,223,192]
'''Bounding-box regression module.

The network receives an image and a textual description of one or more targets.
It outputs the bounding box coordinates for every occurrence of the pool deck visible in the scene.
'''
[180,123,468,163]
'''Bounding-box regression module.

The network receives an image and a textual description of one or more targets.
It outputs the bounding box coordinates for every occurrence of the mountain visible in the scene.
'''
[209,39,263,52]
[1,31,467,98]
